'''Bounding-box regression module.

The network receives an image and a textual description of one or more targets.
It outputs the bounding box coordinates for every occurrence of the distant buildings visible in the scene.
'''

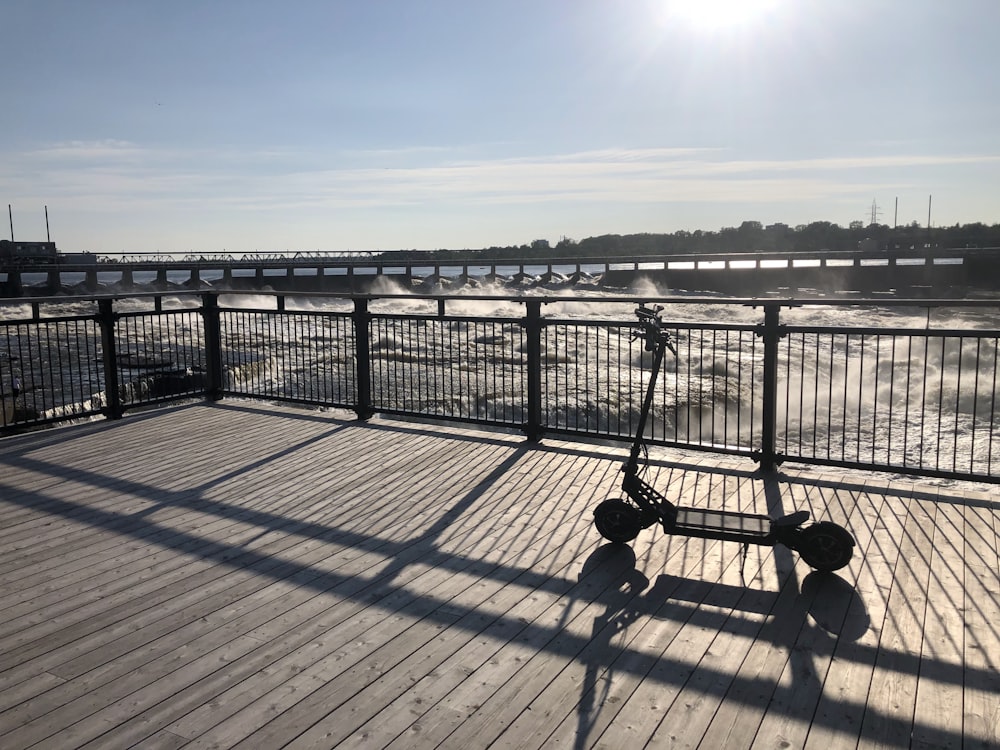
[0,239,58,263]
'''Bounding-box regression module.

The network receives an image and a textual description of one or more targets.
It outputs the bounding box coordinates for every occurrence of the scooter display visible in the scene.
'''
[593,305,855,572]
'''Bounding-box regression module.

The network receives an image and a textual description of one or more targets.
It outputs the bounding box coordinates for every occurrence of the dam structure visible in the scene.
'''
[4,245,1000,298]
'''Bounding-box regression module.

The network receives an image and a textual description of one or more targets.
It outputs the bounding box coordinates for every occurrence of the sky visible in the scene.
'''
[3,0,999,254]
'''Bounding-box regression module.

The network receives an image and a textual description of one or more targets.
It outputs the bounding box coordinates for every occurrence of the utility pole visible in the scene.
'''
[927,195,933,246]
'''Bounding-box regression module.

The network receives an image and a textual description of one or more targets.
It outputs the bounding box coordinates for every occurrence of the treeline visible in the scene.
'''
[385,220,1000,262]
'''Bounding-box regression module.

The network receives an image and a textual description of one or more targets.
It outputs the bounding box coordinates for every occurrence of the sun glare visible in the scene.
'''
[660,0,782,30]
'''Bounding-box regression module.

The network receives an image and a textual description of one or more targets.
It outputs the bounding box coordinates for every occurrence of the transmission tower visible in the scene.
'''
[868,199,882,226]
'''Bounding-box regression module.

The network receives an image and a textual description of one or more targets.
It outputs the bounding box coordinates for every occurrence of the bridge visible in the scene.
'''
[4,246,1000,297]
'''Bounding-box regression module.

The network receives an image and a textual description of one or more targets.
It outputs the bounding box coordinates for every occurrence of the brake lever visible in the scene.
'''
[663,331,678,356]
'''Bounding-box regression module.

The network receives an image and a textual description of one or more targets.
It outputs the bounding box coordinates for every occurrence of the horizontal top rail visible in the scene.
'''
[782,323,1000,337]
[2,292,999,326]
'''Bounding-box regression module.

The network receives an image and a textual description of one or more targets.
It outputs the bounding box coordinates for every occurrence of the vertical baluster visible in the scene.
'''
[936,336,947,471]
[988,337,998,475]
[811,332,820,459]
[872,334,881,465]
[919,334,930,469]
[887,335,897,467]
[857,333,865,460]
[954,335,967,472]
[969,338,981,474]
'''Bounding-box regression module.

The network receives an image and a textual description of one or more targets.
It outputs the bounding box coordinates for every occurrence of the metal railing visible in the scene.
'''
[2,291,998,484]
[775,324,999,477]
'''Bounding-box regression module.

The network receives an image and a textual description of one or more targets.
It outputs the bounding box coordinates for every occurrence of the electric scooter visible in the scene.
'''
[593,305,855,572]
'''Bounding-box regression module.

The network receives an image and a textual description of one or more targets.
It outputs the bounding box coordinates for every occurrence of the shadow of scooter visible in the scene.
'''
[568,544,870,749]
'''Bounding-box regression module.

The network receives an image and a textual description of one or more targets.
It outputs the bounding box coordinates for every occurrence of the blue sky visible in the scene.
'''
[3,0,999,253]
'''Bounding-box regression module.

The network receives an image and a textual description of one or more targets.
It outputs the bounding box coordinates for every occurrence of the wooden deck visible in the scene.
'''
[0,402,997,749]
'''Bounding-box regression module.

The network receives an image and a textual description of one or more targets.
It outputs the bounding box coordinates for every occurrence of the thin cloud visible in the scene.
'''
[701,154,1000,174]
[28,139,149,161]
[3,141,998,216]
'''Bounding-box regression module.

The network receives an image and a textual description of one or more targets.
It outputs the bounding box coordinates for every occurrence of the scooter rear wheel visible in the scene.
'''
[593,499,642,544]
[797,522,855,572]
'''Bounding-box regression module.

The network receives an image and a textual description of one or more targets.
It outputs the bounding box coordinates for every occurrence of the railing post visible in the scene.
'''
[353,297,374,420]
[201,292,224,401]
[97,298,123,420]
[759,302,781,471]
[523,299,543,441]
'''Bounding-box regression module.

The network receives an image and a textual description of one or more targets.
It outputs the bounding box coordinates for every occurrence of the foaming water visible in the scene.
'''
[218,293,280,310]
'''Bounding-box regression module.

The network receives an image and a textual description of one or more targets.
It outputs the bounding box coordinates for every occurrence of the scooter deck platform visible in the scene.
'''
[671,508,774,544]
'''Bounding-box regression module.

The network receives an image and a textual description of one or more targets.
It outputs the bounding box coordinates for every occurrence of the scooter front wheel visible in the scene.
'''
[796,522,855,572]
[593,499,642,544]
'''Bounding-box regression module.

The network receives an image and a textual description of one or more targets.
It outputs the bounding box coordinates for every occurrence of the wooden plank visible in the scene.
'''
[905,498,966,749]
[94,532,552,744]
[961,499,1000,749]
[855,494,936,748]
[802,487,902,750]
[699,481,870,750]
[126,728,189,750]
[680,482,858,746]
[744,478,865,750]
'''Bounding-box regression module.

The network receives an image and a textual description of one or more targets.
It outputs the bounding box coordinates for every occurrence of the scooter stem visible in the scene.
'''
[626,332,668,474]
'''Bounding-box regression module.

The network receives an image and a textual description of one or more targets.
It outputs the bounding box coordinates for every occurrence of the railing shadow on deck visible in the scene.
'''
[0,406,991,748]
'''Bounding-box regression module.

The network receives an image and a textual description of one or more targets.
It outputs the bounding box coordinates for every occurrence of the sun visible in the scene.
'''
[659,0,782,30]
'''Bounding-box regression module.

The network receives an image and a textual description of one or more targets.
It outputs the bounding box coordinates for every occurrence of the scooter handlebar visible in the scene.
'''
[634,305,677,354]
